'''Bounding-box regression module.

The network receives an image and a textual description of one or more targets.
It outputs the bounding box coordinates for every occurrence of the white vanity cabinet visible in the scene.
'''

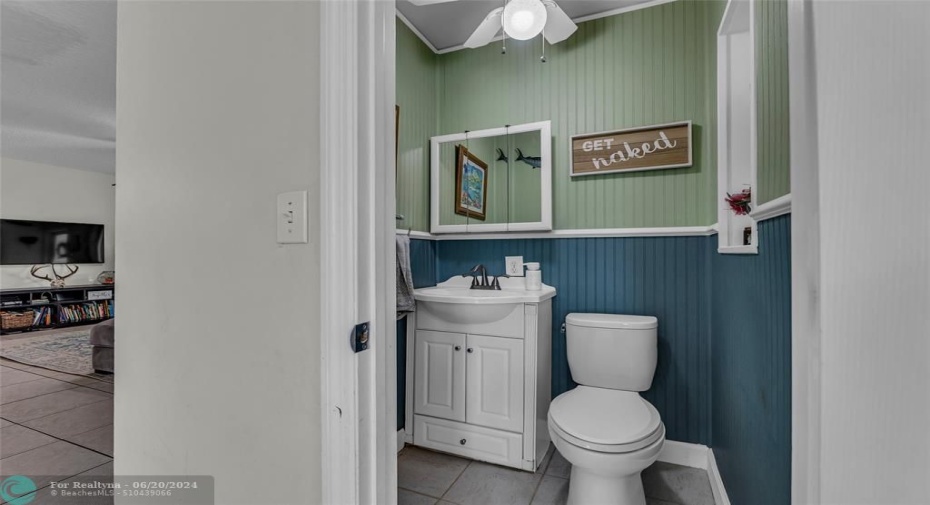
[464,334,524,433]
[411,295,552,472]
[414,330,466,422]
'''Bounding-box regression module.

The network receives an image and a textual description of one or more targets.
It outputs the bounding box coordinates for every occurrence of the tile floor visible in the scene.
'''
[1,341,716,505]
[398,445,716,505]
[0,356,114,502]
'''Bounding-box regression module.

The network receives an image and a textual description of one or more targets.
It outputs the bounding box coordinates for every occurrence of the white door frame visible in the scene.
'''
[787,0,821,503]
[322,1,824,504]
[320,1,397,504]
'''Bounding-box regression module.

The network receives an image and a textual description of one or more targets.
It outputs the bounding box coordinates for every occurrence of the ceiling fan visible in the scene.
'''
[408,0,578,50]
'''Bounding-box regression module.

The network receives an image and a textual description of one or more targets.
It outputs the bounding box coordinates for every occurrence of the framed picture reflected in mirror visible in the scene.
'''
[453,145,488,221]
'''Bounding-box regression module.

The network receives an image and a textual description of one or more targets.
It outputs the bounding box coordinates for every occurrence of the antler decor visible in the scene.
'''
[30,264,79,288]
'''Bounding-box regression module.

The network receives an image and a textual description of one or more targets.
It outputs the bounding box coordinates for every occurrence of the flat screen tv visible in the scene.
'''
[0,219,105,265]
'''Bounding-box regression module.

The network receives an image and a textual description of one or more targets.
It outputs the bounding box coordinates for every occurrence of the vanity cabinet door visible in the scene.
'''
[414,330,466,422]
[465,334,524,432]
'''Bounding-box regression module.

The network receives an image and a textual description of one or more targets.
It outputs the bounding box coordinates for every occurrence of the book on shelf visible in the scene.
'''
[32,307,52,327]
[58,300,114,324]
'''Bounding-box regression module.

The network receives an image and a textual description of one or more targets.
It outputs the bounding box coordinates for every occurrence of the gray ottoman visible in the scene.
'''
[89,319,115,374]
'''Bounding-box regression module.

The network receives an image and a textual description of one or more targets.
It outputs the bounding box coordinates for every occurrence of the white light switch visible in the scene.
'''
[277,191,308,244]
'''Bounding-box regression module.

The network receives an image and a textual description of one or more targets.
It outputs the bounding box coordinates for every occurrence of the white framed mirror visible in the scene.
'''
[430,120,552,234]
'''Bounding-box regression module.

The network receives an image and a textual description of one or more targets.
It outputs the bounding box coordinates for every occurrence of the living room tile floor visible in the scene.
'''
[397,445,717,505]
[0,357,113,503]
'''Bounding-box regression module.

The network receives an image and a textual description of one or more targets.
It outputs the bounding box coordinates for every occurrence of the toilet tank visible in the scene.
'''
[565,313,658,391]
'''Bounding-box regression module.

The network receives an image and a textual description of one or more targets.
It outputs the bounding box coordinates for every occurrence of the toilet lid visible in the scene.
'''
[549,387,663,452]
[566,313,658,330]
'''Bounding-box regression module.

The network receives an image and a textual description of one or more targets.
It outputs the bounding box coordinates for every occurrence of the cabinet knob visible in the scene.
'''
[454,346,461,351]
[467,348,474,353]
[460,439,467,445]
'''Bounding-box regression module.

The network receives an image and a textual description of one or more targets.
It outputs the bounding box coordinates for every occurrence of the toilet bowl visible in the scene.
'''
[549,313,664,505]
[548,386,665,505]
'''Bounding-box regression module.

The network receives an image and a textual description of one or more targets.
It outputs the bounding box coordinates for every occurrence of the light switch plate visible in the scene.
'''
[505,256,524,277]
[277,191,308,244]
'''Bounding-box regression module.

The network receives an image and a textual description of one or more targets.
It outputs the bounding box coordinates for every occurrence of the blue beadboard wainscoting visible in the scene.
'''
[435,236,713,446]
[710,215,792,505]
[397,222,791,505]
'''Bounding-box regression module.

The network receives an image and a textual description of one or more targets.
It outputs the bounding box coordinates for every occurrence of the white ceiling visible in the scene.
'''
[0,0,659,175]
[1,1,116,173]
[396,0,663,52]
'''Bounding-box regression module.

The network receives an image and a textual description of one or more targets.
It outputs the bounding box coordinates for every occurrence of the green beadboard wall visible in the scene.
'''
[437,0,725,229]
[396,20,438,233]
[755,0,790,204]
[398,0,795,230]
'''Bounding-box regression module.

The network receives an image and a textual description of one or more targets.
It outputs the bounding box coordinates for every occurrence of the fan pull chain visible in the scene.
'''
[540,30,547,63]
[501,0,507,54]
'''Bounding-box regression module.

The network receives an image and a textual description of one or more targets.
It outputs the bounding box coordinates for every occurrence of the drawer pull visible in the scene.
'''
[467,348,474,353]
[454,346,461,351]
[460,439,467,445]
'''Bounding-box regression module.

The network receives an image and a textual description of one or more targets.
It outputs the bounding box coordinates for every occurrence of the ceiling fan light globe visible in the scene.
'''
[510,11,535,32]
[503,0,547,41]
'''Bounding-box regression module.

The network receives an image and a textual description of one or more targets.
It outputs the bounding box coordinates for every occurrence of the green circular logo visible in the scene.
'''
[0,475,36,505]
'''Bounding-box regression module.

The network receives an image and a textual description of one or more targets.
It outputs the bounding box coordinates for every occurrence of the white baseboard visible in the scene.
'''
[657,440,708,469]
[397,429,405,453]
[707,449,731,505]
[657,440,730,505]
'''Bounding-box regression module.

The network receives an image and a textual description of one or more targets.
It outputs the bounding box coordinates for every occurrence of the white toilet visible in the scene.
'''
[548,313,665,505]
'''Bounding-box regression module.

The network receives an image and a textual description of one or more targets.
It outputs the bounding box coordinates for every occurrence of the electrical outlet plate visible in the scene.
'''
[505,256,524,277]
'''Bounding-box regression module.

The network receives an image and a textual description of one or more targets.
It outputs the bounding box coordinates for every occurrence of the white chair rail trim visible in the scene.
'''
[749,193,792,222]
[395,225,717,240]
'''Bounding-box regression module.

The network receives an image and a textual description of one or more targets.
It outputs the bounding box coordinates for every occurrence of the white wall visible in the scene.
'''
[0,158,115,288]
[808,2,930,502]
[115,2,321,504]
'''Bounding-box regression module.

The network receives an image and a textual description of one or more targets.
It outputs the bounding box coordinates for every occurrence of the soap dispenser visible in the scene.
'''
[524,262,542,291]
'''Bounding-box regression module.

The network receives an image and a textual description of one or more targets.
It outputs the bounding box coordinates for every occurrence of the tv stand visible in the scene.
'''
[0,284,115,335]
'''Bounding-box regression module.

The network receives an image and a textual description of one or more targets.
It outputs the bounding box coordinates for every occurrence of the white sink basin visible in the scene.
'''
[414,277,556,333]
[414,277,556,305]
[413,277,555,326]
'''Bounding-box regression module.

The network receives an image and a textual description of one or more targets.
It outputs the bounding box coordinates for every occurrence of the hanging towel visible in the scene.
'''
[397,235,416,315]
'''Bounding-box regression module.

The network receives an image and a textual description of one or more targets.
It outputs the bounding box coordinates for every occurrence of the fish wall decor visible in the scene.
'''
[515,148,541,169]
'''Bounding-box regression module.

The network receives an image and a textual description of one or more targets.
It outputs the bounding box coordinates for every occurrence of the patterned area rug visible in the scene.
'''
[0,329,113,381]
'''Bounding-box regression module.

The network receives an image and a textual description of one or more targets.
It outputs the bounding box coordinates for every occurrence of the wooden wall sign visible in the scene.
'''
[570,121,692,177]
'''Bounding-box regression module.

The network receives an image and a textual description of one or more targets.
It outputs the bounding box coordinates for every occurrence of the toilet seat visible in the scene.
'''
[549,386,664,454]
